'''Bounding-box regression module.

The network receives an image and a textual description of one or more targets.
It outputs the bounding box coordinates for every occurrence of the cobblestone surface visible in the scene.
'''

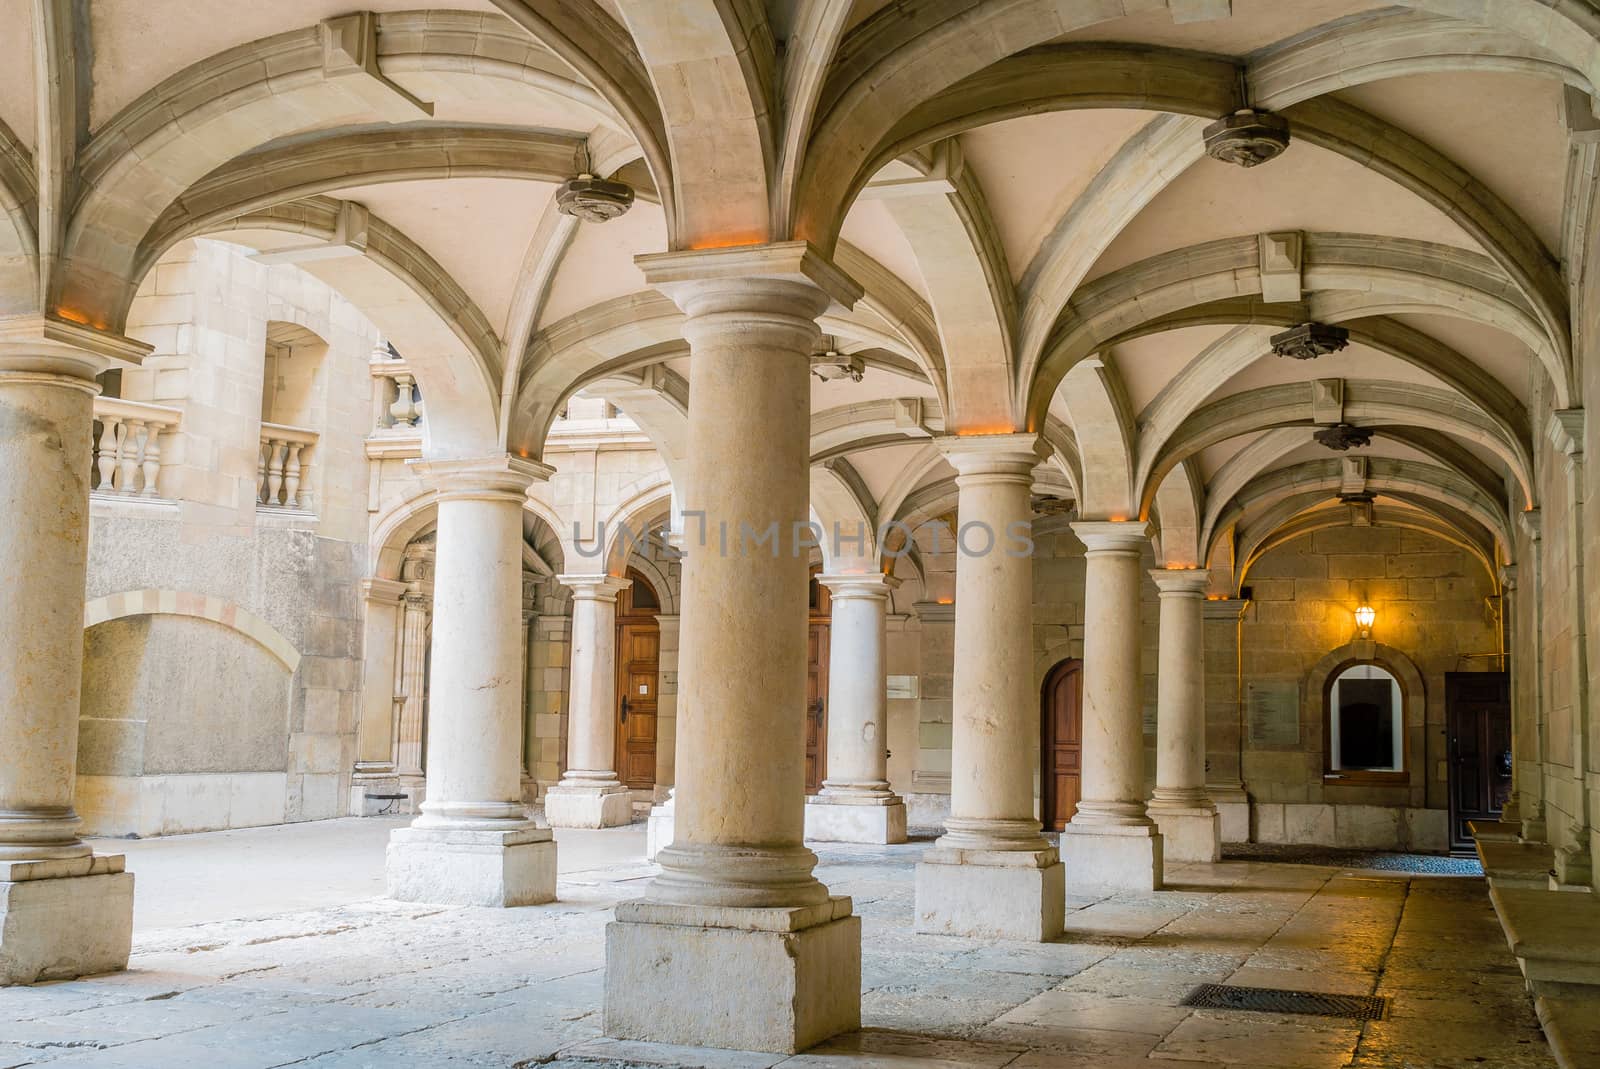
[0,828,1553,1068]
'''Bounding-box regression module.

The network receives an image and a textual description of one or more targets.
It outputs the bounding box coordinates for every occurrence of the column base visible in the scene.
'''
[914,846,1065,941]
[804,796,907,844]
[645,801,675,862]
[1148,805,1221,863]
[544,783,633,829]
[1060,823,1164,894]
[604,897,860,1054]
[1,855,134,986]
[385,824,555,907]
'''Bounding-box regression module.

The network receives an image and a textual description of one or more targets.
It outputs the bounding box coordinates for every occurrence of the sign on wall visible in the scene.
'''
[1246,680,1301,747]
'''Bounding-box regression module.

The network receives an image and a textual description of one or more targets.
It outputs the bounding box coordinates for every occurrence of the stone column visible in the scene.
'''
[1060,521,1163,893]
[914,434,1064,942]
[1517,510,1548,843]
[545,574,633,828]
[519,574,539,805]
[605,243,862,1055]
[1497,564,1525,828]
[806,574,907,844]
[351,577,405,815]
[1201,596,1250,842]
[0,319,141,985]
[393,583,430,785]
[385,455,556,907]
[1146,569,1220,863]
[645,612,681,861]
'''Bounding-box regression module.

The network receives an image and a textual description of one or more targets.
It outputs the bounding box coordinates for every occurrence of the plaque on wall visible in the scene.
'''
[886,675,919,699]
[1246,679,1301,747]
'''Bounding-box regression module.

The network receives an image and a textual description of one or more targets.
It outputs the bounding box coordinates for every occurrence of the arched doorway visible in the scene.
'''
[806,567,832,794]
[615,569,661,791]
[1040,658,1083,831]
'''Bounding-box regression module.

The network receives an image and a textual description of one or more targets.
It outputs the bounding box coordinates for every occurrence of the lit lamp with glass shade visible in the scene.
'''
[1355,604,1376,639]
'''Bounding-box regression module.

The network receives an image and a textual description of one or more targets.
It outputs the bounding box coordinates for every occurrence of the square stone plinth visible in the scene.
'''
[543,784,633,829]
[645,803,674,861]
[1060,823,1164,894]
[805,798,908,844]
[386,824,555,907]
[915,847,1065,941]
[1150,807,1220,863]
[605,897,860,1054]
[1,854,134,986]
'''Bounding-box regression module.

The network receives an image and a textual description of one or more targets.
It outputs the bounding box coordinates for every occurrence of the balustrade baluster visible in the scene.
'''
[95,418,119,491]
[266,439,286,506]
[141,428,162,497]
[119,421,145,494]
[284,443,303,508]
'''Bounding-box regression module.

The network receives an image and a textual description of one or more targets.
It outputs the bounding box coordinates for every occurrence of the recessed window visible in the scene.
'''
[1328,663,1403,774]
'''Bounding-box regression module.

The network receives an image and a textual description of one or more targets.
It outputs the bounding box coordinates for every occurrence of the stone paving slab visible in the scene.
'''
[0,834,1561,1069]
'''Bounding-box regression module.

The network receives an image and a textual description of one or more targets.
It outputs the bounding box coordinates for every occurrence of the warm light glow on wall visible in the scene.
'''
[686,234,767,251]
[1355,604,1375,638]
[954,426,1018,436]
[936,598,953,605]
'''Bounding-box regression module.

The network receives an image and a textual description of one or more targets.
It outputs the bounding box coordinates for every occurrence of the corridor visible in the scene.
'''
[0,824,1551,1069]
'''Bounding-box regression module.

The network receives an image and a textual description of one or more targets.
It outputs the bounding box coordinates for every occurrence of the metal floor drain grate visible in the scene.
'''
[1181,983,1387,1020]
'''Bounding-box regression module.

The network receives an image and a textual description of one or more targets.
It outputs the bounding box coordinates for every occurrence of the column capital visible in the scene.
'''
[0,313,151,380]
[557,573,631,601]
[1072,519,1151,554]
[1149,568,1210,597]
[1518,507,1541,541]
[818,572,900,600]
[1201,597,1248,622]
[654,612,680,636]
[1498,563,1517,590]
[934,432,1039,478]
[636,240,862,315]
[362,577,407,604]
[407,454,553,503]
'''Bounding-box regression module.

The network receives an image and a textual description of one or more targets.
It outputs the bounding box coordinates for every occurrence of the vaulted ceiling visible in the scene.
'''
[3,0,1588,588]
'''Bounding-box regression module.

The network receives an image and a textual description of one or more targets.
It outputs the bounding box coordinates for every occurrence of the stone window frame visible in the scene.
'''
[1308,640,1426,790]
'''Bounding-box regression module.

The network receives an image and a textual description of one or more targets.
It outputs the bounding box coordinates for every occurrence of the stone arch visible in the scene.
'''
[1304,638,1429,790]
[610,0,775,247]
[58,11,659,325]
[1144,380,1533,522]
[1027,233,1567,431]
[600,478,679,591]
[1239,504,1499,594]
[205,200,502,457]
[802,34,1569,370]
[83,590,299,672]
[0,120,35,317]
[370,486,566,583]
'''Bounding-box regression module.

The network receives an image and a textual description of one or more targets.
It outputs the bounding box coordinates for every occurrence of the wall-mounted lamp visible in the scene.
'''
[1355,604,1375,639]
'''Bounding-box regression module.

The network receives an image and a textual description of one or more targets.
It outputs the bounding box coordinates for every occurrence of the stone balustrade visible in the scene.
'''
[258,422,319,511]
[369,344,425,433]
[91,397,182,498]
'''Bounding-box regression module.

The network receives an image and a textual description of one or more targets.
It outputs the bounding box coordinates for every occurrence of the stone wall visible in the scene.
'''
[1232,528,1501,852]
[886,523,1494,852]
[78,239,379,837]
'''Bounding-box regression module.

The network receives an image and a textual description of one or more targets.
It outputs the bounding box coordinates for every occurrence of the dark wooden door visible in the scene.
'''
[616,621,659,790]
[805,621,829,794]
[1041,659,1083,831]
[1446,670,1511,851]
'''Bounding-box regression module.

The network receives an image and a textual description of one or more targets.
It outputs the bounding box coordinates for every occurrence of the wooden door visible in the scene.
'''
[1446,671,1511,851]
[615,621,659,789]
[1040,659,1083,831]
[805,621,829,794]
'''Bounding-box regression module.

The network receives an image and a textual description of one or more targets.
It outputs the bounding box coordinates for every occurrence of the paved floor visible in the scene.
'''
[1,823,1555,1069]
[84,818,648,929]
